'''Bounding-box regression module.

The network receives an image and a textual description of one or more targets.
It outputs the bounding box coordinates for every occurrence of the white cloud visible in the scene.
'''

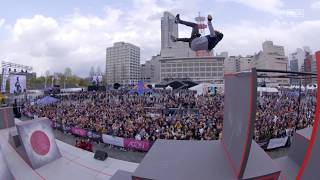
[1,0,320,78]
[218,0,285,16]
[311,1,320,9]
[0,0,173,77]
[216,20,320,56]
[0,18,5,27]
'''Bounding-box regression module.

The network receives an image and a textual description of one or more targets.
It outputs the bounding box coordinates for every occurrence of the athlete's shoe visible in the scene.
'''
[208,14,212,21]
[175,14,180,24]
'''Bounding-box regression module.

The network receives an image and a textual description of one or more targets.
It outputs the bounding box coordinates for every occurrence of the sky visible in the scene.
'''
[0,0,320,77]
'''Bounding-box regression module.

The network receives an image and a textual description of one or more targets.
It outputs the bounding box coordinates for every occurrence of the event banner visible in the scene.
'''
[124,139,150,152]
[87,131,102,141]
[71,127,87,137]
[102,134,124,147]
[9,74,26,94]
[49,121,152,151]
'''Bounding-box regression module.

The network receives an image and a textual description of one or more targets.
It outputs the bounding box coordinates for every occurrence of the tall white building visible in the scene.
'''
[106,42,140,85]
[252,41,289,86]
[160,12,196,58]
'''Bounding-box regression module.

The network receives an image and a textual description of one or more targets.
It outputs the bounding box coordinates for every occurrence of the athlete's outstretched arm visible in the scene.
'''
[208,21,216,37]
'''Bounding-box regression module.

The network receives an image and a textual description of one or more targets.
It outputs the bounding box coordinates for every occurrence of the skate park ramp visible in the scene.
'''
[0,107,15,129]
[113,69,280,180]
[0,118,139,180]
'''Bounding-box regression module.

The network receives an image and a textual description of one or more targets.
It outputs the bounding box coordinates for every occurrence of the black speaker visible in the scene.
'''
[94,150,108,161]
[12,135,21,147]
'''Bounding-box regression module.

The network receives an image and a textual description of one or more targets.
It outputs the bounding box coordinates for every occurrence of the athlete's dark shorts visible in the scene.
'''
[207,31,224,51]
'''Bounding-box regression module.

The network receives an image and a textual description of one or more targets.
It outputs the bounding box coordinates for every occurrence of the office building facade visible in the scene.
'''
[160,56,225,84]
[106,42,140,85]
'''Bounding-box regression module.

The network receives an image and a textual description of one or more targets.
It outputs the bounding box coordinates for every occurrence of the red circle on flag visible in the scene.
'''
[30,130,50,156]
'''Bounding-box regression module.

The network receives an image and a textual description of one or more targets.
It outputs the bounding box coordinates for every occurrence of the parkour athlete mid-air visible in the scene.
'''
[171,14,224,52]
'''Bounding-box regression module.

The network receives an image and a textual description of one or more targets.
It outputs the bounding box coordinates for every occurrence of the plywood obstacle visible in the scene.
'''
[8,117,62,169]
[275,51,320,180]
[0,145,14,180]
[111,69,281,180]
[0,107,15,129]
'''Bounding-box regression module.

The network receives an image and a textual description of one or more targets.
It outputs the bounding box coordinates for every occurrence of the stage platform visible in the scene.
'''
[0,127,139,180]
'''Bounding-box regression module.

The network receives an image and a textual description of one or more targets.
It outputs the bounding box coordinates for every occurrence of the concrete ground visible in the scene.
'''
[53,129,146,163]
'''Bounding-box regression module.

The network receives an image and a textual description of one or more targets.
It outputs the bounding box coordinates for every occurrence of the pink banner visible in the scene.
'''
[124,139,150,151]
[71,127,87,137]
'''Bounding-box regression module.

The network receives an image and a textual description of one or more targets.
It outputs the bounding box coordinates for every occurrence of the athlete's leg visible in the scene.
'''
[171,35,190,42]
[175,14,199,38]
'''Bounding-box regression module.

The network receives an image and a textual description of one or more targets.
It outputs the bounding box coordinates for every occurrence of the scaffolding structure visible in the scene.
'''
[1,61,33,93]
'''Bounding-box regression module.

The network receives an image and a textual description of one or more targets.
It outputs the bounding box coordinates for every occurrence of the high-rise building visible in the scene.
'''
[224,56,237,74]
[106,42,140,85]
[160,12,196,58]
[140,55,161,83]
[289,47,316,85]
[311,54,317,85]
[224,55,253,74]
[161,12,178,50]
[289,47,312,72]
[251,41,289,86]
[303,53,313,85]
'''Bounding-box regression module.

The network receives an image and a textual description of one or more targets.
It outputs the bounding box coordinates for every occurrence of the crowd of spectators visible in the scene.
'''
[22,89,316,144]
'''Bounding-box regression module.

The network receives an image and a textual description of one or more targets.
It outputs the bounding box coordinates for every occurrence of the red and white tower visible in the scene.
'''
[195,12,207,36]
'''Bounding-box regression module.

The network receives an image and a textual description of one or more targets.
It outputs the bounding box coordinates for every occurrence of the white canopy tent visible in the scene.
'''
[189,83,216,96]
[257,87,279,93]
